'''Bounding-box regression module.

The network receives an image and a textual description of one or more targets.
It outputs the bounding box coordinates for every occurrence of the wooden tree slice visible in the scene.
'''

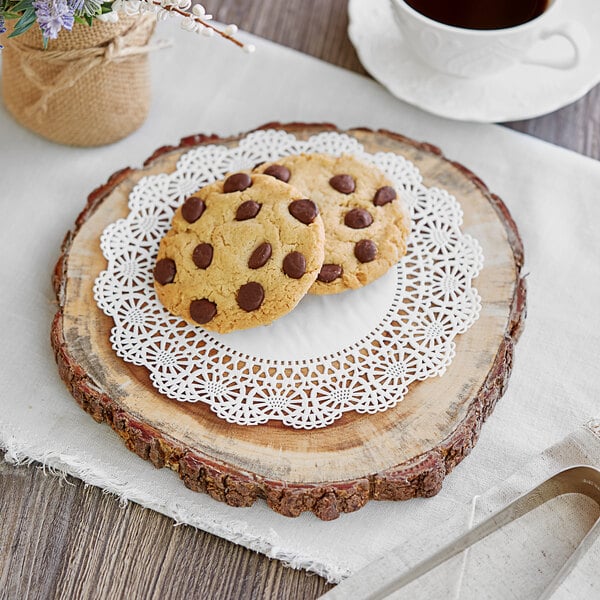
[51,123,526,520]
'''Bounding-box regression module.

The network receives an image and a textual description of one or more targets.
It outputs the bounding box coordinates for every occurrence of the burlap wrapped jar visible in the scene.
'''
[1,14,156,146]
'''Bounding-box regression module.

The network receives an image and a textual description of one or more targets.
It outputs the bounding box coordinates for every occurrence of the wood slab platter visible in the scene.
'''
[51,123,526,520]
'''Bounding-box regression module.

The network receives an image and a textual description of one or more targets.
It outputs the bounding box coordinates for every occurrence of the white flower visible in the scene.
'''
[180,16,196,31]
[97,9,119,22]
[111,0,141,15]
[191,3,205,16]
[109,0,250,54]
[78,0,104,17]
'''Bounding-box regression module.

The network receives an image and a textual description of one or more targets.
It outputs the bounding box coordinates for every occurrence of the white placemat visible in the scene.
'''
[1,20,599,584]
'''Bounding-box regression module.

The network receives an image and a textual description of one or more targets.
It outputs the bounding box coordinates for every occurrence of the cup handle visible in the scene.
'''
[523,21,588,70]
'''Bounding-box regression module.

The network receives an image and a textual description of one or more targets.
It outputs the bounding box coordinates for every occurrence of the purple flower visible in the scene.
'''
[33,0,75,40]
[0,14,6,50]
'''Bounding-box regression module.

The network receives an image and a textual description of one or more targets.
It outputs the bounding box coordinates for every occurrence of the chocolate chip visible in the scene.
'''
[344,208,373,229]
[354,239,377,263]
[263,164,291,183]
[192,243,213,269]
[282,252,306,279]
[190,298,217,324]
[329,174,355,194]
[248,242,272,269]
[373,186,397,206]
[223,172,252,193]
[237,282,264,312]
[154,258,176,285]
[317,264,343,283]
[181,197,205,223]
[289,199,319,224]
[236,200,261,221]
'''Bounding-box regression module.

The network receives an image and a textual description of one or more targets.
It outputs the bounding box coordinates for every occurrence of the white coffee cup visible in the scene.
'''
[390,0,585,78]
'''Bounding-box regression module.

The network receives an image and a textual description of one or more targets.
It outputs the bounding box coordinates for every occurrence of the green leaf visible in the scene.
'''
[8,7,36,37]
[10,0,34,13]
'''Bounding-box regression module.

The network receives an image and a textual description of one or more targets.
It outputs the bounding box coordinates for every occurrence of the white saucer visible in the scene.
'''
[348,0,600,122]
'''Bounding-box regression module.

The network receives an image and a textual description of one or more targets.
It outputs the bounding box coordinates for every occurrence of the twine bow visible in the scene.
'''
[7,17,171,118]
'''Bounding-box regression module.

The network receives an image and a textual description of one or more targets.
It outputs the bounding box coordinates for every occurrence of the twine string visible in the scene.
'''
[8,18,170,117]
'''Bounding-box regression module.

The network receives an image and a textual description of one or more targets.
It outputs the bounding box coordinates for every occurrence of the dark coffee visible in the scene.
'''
[404,0,549,30]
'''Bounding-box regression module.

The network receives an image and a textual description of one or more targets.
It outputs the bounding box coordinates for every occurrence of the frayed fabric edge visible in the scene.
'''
[585,418,600,441]
[0,424,350,585]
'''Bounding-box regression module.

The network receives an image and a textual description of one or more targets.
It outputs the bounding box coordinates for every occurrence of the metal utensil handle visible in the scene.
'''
[365,466,600,600]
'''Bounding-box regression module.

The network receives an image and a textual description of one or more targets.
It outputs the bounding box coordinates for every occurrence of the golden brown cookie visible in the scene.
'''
[153,173,325,333]
[255,154,411,295]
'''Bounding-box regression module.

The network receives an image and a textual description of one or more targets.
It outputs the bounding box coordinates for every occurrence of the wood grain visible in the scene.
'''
[0,460,331,600]
[52,124,524,520]
[2,0,598,598]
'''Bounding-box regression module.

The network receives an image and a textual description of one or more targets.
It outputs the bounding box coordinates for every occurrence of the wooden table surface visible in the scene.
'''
[2,1,599,598]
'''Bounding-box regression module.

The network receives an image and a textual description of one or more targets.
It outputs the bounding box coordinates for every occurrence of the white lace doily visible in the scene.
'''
[93,130,484,429]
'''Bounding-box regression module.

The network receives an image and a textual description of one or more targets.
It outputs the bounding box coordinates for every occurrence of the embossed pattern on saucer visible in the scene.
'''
[348,0,600,122]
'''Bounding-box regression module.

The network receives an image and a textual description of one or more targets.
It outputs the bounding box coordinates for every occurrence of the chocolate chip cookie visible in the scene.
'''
[255,154,411,295]
[154,173,325,333]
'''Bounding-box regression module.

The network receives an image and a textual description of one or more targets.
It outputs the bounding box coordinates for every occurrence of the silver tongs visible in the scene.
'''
[324,465,600,600]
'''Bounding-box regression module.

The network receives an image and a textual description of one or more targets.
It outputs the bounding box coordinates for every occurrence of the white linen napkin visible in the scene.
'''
[1,21,599,583]
[324,419,600,598]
